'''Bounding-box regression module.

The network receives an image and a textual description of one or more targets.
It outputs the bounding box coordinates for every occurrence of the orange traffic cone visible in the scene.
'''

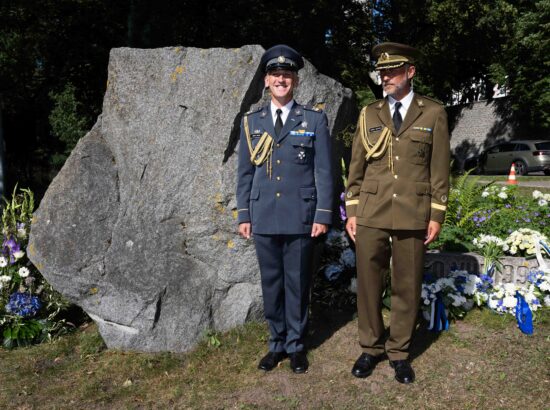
[507,163,517,185]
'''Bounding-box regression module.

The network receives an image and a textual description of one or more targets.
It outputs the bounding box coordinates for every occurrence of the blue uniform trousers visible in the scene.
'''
[254,233,313,354]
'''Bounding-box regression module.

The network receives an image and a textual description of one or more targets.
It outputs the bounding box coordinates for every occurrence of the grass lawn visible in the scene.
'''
[0,308,549,409]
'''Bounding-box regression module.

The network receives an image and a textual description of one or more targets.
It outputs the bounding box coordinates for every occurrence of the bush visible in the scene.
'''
[0,186,72,348]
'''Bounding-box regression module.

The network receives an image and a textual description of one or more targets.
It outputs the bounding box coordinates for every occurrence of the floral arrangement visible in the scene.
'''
[421,271,477,321]
[0,187,70,348]
[486,271,549,315]
[505,228,548,256]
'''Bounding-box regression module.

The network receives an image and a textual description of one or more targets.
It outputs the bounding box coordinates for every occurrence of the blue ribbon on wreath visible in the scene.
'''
[515,291,533,335]
[427,293,449,332]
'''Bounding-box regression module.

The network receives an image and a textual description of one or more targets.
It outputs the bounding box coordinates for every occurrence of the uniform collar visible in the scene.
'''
[270,99,295,124]
[388,90,414,114]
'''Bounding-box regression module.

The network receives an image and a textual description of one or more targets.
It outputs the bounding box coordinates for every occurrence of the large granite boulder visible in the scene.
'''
[28,45,355,352]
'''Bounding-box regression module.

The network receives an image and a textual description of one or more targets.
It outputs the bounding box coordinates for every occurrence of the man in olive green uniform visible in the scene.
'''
[345,42,450,384]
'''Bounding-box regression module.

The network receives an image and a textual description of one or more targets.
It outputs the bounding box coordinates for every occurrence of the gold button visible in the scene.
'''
[394,175,398,179]
[276,159,281,164]
[395,156,399,160]
[393,193,397,197]
[276,193,281,197]
[276,176,281,181]
[396,137,400,141]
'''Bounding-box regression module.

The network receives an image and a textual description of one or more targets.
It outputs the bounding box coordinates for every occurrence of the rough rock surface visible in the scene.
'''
[28,45,355,352]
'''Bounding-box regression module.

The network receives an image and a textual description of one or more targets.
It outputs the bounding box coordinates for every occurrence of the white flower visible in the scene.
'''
[544,295,550,306]
[503,283,517,294]
[498,192,508,199]
[503,295,517,308]
[13,250,25,260]
[532,190,543,199]
[481,191,490,198]
[488,298,499,310]
[449,294,467,307]
[540,279,550,292]
[0,256,7,268]
[0,275,11,283]
[538,199,548,206]
[17,228,27,238]
[18,267,30,278]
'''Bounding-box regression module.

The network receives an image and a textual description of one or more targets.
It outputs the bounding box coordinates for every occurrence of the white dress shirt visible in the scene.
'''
[388,90,414,121]
[270,99,295,126]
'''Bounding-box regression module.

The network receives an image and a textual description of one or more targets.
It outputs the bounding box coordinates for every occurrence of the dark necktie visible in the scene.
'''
[275,109,283,137]
[393,101,403,133]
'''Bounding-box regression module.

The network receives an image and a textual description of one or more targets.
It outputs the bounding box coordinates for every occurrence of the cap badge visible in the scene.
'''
[346,191,353,198]
[381,52,390,61]
[277,56,286,63]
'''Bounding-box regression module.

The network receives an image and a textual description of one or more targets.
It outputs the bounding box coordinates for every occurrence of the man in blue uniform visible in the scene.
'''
[236,44,334,374]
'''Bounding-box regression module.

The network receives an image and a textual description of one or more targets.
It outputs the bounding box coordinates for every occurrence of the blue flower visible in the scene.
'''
[5,292,41,318]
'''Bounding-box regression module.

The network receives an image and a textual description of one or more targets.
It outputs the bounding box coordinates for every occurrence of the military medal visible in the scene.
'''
[298,151,306,160]
[301,121,308,128]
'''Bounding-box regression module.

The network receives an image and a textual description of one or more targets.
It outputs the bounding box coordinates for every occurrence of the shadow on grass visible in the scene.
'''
[307,304,356,350]
[409,320,441,362]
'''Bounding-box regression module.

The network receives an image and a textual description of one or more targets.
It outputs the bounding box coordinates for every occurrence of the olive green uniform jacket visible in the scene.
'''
[345,94,450,227]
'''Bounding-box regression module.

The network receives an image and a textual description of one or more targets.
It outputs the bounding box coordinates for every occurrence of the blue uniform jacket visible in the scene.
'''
[236,102,334,235]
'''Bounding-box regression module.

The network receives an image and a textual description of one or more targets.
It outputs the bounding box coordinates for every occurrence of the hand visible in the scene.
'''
[238,222,252,239]
[424,220,441,245]
[346,216,357,243]
[311,223,328,237]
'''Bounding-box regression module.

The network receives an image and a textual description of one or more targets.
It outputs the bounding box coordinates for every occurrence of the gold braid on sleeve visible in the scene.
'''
[358,108,394,175]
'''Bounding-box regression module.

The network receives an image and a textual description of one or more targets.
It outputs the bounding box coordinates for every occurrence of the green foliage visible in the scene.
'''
[48,83,89,165]
[442,170,492,229]
[0,186,72,349]
[205,330,221,348]
[497,0,550,130]
[2,319,44,349]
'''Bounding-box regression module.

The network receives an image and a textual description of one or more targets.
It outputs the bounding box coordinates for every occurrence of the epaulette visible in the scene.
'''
[304,102,325,113]
[367,99,384,109]
[418,95,443,105]
[244,106,263,116]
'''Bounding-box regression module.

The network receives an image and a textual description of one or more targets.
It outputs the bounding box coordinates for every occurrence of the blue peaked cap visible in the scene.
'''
[261,44,304,72]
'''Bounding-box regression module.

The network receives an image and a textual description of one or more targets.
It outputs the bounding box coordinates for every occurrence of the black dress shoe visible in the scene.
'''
[258,351,287,371]
[351,353,379,378]
[289,351,309,374]
[390,360,415,384]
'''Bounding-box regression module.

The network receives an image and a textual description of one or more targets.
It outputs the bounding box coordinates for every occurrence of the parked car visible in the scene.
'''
[464,140,550,176]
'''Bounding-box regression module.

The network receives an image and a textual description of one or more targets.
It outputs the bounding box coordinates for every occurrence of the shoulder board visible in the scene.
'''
[418,95,443,105]
[304,103,324,113]
[366,99,384,109]
[244,106,263,116]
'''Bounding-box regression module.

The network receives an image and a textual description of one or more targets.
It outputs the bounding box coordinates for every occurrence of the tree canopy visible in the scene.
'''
[0,0,548,196]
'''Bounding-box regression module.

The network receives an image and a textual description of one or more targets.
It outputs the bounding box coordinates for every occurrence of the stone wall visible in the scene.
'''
[448,99,513,169]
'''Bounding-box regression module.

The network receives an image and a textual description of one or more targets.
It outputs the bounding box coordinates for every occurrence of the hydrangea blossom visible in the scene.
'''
[5,292,41,317]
